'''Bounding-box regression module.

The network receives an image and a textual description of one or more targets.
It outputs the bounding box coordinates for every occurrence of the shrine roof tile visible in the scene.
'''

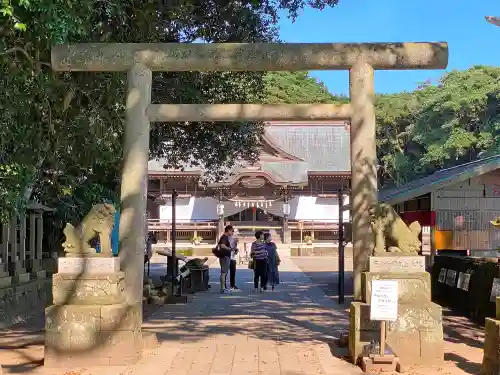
[265,123,350,172]
[148,122,351,180]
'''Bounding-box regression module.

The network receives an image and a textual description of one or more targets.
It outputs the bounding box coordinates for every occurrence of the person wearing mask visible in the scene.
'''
[250,230,268,292]
[217,225,234,293]
[263,232,280,290]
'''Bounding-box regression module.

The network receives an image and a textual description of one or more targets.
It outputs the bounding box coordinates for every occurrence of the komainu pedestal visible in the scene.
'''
[44,256,143,367]
[349,255,444,368]
[481,297,500,374]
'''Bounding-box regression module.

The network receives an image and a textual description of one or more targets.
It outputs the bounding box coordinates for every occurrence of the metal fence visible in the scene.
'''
[436,210,500,251]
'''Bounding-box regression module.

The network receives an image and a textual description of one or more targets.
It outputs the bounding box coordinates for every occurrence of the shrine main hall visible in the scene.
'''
[147,121,351,247]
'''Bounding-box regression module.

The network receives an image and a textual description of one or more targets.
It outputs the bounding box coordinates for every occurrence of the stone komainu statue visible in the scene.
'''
[62,203,116,257]
[369,202,421,255]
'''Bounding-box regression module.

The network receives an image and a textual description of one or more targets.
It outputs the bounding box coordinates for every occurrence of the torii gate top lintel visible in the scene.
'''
[51,42,448,72]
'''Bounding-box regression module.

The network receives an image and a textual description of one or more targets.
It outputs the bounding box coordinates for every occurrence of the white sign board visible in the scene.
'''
[490,278,500,302]
[370,279,399,322]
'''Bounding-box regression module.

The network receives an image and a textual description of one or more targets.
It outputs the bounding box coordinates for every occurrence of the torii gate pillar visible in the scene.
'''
[47,42,448,367]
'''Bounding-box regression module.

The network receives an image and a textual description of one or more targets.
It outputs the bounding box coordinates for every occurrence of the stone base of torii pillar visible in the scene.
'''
[44,256,154,367]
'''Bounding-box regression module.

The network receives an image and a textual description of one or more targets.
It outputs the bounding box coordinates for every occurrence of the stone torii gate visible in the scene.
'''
[50,42,448,363]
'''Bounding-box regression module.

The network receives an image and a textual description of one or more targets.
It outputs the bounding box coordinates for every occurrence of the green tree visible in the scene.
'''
[263,71,347,104]
[376,66,500,187]
[413,66,500,171]
[375,92,420,187]
[0,0,341,222]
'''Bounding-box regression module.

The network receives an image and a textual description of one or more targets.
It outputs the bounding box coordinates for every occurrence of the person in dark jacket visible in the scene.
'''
[217,225,234,293]
[250,230,268,292]
[263,232,280,290]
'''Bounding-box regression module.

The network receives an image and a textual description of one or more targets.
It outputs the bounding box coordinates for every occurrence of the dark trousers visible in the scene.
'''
[229,259,237,287]
[254,259,268,289]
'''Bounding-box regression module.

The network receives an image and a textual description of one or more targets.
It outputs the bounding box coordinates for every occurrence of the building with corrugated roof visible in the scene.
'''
[147,121,351,246]
[379,154,500,257]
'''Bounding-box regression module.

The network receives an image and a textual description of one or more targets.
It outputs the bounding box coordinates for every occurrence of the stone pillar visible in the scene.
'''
[24,211,45,278]
[29,212,36,258]
[119,63,152,310]
[349,62,377,301]
[44,256,142,367]
[8,215,30,284]
[349,256,444,367]
[482,297,500,374]
[9,215,17,262]
[35,212,43,260]
[19,213,26,264]
[29,212,47,278]
[0,222,10,287]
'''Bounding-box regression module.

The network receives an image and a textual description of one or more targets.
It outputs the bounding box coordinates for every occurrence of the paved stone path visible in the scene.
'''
[294,256,484,375]
[135,256,361,375]
[1,257,362,375]
[0,256,485,375]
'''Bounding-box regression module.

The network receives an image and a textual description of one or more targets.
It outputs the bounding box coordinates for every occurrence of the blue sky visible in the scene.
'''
[278,0,500,95]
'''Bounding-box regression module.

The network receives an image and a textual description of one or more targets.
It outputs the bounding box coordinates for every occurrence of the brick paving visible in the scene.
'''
[0,255,487,375]
[0,256,362,375]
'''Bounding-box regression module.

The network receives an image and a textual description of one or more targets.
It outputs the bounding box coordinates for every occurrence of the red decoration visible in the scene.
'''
[400,211,436,227]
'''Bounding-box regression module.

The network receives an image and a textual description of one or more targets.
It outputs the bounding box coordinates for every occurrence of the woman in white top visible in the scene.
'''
[228,229,239,290]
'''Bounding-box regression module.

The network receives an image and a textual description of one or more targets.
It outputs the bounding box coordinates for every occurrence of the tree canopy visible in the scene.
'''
[376,66,500,188]
[263,71,347,104]
[0,0,340,223]
[1,0,499,225]
[261,67,500,188]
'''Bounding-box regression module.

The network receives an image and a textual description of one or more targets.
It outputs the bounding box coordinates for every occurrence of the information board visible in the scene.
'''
[370,279,398,322]
[462,273,471,291]
[457,272,471,291]
[445,270,457,286]
[438,268,447,283]
[457,272,465,289]
[490,278,500,302]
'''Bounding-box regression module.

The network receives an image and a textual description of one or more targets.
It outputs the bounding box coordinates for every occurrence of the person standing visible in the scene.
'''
[250,230,268,292]
[218,225,234,293]
[264,232,280,290]
[144,231,156,265]
[229,229,240,290]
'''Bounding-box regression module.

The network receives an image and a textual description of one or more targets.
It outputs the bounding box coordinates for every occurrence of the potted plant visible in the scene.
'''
[303,235,313,245]
[190,235,203,245]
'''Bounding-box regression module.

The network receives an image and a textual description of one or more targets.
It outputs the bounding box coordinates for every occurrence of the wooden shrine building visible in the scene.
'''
[147,121,351,245]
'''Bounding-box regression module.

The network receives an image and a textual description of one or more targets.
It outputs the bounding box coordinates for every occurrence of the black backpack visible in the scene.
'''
[212,245,230,258]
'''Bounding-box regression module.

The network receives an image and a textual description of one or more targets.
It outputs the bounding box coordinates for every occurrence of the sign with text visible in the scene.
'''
[370,279,398,322]
[445,270,457,286]
[457,272,471,291]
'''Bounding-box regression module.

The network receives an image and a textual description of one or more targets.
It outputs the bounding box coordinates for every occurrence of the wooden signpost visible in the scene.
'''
[362,279,399,372]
